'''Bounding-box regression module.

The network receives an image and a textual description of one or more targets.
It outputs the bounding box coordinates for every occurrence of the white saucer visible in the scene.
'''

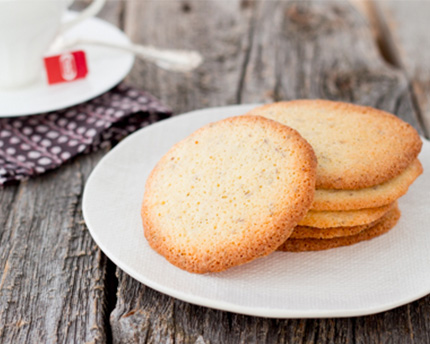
[83,104,430,318]
[0,12,134,117]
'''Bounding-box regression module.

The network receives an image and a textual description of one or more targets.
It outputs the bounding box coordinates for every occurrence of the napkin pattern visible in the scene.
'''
[0,84,171,185]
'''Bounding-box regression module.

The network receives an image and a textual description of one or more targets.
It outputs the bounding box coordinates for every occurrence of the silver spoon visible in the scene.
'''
[49,37,203,72]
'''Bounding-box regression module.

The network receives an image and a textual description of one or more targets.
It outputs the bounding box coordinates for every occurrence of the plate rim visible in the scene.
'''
[83,104,430,318]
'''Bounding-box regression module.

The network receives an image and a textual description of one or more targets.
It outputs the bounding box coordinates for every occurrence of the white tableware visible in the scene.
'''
[82,104,430,318]
[0,0,106,89]
[0,12,134,117]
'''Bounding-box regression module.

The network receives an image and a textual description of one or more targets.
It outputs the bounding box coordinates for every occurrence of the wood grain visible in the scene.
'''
[1,0,429,343]
[0,2,123,343]
[372,0,430,137]
[0,152,108,344]
[239,0,422,132]
[110,0,429,343]
[123,0,254,112]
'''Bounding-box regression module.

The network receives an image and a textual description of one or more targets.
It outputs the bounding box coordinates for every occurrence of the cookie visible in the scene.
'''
[290,222,375,239]
[279,205,400,252]
[298,202,395,228]
[312,159,423,211]
[141,115,317,273]
[247,100,422,189]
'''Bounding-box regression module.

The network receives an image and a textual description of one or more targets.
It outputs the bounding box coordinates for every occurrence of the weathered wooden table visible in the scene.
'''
[1,1,430,343]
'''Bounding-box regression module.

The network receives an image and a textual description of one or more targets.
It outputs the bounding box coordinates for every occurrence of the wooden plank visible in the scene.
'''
[366,4,430,342]
[372,0,430,137]
[0,152,108,344]
[0,2,124,343]
[122,0,253,113]
[111,0,429,343]
[112,267,424,344]
[72,0,125,26]
[239,0,422,132]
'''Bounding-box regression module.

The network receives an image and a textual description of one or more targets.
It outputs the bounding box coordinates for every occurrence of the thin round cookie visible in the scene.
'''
[279,205,400,252]
[290,222,375,239]
[247,100,422,189]
[142,115,317,273]
[299,202,395,228]
[312,159,423,211]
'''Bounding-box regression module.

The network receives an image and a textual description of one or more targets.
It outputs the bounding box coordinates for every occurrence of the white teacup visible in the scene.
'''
[0,0,106,89]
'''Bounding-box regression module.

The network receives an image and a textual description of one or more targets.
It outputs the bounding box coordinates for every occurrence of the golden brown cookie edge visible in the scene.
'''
[278,205,401,252]
[142,115,317,273]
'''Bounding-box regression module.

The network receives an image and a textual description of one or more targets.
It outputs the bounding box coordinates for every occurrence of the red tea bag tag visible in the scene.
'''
[44,50,88,85]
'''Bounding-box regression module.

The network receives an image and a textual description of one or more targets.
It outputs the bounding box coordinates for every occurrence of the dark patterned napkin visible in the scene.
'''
[0,84,171,185]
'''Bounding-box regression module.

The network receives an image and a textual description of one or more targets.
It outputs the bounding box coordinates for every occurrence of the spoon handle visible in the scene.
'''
[52,38,203,72]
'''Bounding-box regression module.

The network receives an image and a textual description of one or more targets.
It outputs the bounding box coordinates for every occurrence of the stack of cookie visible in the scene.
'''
[141,100,423,273]
[247,100,423,252]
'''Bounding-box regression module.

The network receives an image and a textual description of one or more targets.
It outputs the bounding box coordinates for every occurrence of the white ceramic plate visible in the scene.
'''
[0,12,134,117]
[83,104,430,318]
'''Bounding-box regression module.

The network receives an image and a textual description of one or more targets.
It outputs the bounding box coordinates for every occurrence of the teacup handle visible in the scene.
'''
[60,0,107,34]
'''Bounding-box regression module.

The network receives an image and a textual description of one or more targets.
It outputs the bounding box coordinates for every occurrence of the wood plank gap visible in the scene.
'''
[0,184,20,238]
[0,183,26,260]
[350,317,357,344]
[75,152,116,344]
[236,4,257,104]
[117,0,126,32]
[360,0,429,138]
[354,0,402,69]
[104,258,119,344]
[406,84,429,139]
[406,304,416,344]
